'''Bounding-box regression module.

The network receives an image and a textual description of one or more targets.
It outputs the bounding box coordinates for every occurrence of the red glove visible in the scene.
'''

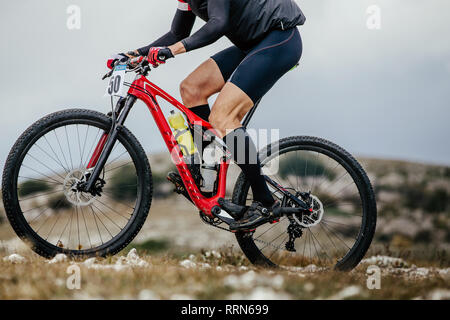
[147,47,174,66]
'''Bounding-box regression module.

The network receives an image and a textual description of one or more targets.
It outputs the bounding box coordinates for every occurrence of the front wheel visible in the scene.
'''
[2,109,152,258]
[232,136,377,271]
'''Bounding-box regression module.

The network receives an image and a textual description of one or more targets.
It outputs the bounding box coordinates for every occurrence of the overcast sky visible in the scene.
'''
[0,0,449,172]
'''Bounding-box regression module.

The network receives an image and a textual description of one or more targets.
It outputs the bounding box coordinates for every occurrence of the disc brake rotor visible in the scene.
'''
[293,194,324,228]
[63,169,96,206]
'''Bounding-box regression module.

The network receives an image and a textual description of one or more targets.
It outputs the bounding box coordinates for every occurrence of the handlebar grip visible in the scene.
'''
[130,56,144,65]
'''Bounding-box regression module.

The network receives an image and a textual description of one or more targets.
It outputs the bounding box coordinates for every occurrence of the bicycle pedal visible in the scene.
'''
[167,171,193,203]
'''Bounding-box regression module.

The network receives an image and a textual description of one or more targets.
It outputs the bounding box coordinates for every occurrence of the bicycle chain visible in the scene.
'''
[202,216,292,253]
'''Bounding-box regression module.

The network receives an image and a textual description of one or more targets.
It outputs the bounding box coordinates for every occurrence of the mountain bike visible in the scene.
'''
[2,58,376,270]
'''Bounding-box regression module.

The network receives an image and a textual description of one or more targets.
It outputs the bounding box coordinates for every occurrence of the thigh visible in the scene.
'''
[183,58,227,98]
[230,28,303,103]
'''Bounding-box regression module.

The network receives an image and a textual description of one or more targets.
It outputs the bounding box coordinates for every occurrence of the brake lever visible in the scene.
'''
[102,69,113,80]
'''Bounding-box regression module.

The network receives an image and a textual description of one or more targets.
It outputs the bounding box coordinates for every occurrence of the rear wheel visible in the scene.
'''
[232,136,376,271]
[2,109,152,258]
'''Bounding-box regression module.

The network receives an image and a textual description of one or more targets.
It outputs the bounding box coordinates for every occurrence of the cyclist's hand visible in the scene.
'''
[147,47,174,67]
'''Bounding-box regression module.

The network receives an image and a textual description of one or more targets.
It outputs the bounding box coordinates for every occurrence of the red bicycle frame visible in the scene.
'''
[87,73,229,218]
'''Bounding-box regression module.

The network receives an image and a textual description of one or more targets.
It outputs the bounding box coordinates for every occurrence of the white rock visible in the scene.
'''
[48,253,68,264]
[171,294,194,300]
[180,259,197,269]
[82,250,148,271]
[216,266,223,271]
[211,250,222,259]
[138,289,160,300]
[304,282,315,292]
[329,286,362,300]
[224,271,284,290]
[240,271,257,287]
[269,275,284,290]
[428,289,450,300]
[410,268,430,278]
[228,287,291,300]
[83,257,97,267]
[3,253,26,264]
[126,248,149,267]
[238,266,249,271]
[361,255,408,268]
[438,268,450,278]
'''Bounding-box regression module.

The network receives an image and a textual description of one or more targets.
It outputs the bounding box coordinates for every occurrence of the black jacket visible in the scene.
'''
[138,0,306,55]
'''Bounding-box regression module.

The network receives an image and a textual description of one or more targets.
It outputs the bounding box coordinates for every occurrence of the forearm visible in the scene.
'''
[137,31,179,56]
[168,42,186,56]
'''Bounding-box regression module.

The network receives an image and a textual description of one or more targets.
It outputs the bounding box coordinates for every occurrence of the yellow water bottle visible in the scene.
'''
[168,110,197,156]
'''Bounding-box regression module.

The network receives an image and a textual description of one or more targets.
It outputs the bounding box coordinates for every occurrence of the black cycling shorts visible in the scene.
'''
[211,27,302,103]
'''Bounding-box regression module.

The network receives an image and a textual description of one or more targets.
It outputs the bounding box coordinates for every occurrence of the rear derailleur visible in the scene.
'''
[285,217,304,252]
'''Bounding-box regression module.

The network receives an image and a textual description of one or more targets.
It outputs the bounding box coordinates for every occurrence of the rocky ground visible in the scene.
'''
[0,198,449,300]
[0,156,449,300]
[1,248,449,300]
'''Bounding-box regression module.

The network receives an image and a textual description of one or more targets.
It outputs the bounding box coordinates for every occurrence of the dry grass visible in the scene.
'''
[1,246,449,300]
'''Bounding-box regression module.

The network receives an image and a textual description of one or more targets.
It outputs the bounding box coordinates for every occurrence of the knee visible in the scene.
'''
[180,79,204,107]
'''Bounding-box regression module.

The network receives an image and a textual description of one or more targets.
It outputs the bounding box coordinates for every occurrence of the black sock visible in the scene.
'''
[223,127,275,207]
[190,104,210,122]
[189,104,211,156]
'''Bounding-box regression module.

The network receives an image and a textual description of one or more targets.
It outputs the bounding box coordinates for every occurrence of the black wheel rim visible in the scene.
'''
[12,119,143,255]
[238,144,369,269]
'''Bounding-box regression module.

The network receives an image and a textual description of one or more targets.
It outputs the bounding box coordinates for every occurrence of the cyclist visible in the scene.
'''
[108,0,305,231]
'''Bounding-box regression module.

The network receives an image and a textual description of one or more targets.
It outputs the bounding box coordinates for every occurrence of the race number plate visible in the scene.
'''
[105,65,127,97]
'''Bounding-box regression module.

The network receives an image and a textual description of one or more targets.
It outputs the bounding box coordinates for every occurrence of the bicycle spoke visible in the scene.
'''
[53,130,71,172]
[19,188,64,202]
[18,176,60,186]
[21,164,63,185]
[93,197,132,220]
[10,120,142,253]
[35,142,69,174]
[64,126,74,170]
[25,153,66,181]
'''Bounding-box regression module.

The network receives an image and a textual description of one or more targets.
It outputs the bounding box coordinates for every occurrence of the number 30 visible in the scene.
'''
[108,75,122,95]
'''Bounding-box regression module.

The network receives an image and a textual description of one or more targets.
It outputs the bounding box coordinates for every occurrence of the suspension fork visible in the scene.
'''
[83,95,137,193]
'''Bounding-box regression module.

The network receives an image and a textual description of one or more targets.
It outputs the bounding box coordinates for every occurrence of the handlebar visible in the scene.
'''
[102,56,151,80]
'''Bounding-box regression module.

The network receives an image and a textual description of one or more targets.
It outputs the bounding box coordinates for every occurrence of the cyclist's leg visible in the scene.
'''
[210,84,274,207]
[210,28,303,217]
[180,59,224,109]
[211,27,302,134]
[209,83,254,137]
[181,46,245,154]
[179,46,245,110]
